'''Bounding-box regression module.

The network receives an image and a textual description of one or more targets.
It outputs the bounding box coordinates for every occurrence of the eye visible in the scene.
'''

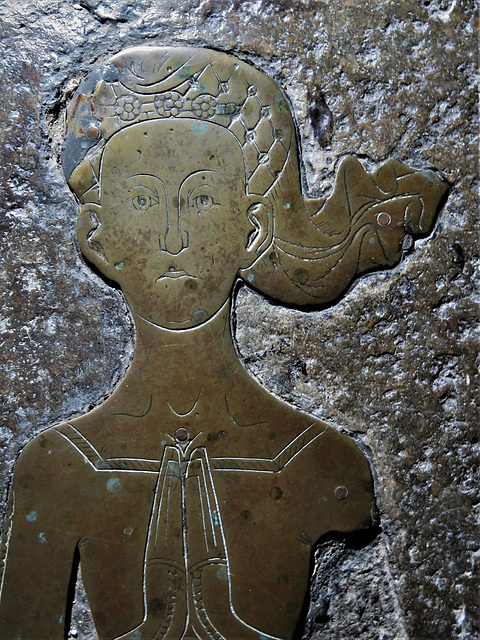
[193,194,215,211]
[187,183,218,215]
[132,195,153,211]
[130,186,159,211]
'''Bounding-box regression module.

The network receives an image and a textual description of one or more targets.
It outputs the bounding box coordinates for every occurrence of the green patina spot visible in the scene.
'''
[94,459,110,470]
[191,121,207,135]
[217,565,228,581]
[176,64,192,79]
[191,308,208,322]
[293,268,309,284]
[216,103,237,116]
[166,460,183,480]
[275,95,288,112]
[107,477,122,494]
[216,364,231,379]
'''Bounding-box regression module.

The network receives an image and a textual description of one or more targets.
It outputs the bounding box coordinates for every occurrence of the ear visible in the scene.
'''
[77,203,117,281]
[242,196,273,267]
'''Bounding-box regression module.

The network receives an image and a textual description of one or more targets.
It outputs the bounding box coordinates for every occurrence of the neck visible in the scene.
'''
[111,300,246,417]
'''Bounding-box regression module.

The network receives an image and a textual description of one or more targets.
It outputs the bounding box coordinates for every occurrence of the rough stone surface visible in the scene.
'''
[0,1,477,639]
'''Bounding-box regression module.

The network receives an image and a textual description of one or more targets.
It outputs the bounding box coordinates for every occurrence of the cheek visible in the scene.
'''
[203,223,249,271]
[198,205,249,242]
[103,213,159,246]
[201,247,246,295]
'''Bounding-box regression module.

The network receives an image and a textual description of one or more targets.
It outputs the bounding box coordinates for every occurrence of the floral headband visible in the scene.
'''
[64,47,295,203]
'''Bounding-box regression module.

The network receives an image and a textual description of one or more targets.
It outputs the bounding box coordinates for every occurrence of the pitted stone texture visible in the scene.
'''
[304,535,405,639]
[0,0,477,639]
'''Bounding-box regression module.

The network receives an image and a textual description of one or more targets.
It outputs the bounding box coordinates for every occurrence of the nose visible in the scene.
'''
[160,226,188,255]
[159,202,188,256]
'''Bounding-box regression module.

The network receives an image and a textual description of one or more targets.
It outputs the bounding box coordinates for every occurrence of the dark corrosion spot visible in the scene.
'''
[293,268,309,284]
[148,598,166,617]
[270,486,283,500]
[185,279,198,290]
[242,510,252,520]
[286,600,299,613]
[308,89,333,147]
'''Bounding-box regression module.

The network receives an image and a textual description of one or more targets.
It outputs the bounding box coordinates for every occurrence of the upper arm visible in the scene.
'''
[0,429,85,638]
[291,424,376,542]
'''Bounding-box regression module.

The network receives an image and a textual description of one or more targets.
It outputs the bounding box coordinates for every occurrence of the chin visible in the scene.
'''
[132,304,223,331]
[126,286,232,330]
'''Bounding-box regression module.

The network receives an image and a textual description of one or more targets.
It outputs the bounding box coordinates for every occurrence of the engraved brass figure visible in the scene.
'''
[0,47,447,639]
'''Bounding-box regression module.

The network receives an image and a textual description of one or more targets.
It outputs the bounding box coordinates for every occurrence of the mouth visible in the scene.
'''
[155,268,197,282]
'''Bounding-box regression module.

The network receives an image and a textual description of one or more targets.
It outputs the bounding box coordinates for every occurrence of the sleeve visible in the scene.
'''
[0,430,83,639]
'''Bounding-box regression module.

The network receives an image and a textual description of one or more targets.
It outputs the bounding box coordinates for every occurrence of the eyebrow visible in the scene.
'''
[126,174,166,185]
[178,169,216,193]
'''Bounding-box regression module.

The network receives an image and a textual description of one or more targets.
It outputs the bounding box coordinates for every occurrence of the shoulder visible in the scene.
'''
[0,426,97,557]
[12,424,93,496]
[278,417,372,483]
[280,421,376,535]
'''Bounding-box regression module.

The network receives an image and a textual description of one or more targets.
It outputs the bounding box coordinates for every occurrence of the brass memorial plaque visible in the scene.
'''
[0,47,447,639]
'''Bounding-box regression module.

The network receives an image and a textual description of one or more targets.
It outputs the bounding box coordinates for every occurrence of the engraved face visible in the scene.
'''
[96,119,260,329]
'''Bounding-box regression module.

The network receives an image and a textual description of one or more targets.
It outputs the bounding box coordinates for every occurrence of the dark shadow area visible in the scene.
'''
[64,545,81,640]
[293,526,382,639]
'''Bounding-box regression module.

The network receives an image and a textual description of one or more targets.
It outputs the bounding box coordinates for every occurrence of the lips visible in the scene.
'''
[155,268,197,282]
